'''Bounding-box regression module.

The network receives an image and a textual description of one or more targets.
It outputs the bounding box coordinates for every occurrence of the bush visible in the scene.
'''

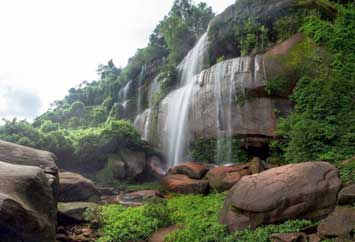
[223,219,313,242]
[166,193,227,242]
[275,4,355,164]
[98,200,171,242]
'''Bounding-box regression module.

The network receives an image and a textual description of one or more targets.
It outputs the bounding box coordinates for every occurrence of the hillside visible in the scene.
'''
[0,0,354,241]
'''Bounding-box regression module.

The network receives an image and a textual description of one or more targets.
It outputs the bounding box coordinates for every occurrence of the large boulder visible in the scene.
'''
[59,172,100,203]
[58,202,98,224]
[0,161,57,242]
[337,183,355,205]
[161,174,208,194]
[0,140,59,200]
[117,190,162,206]
[119,148,146,178]
[317,206,355,239]
[168,162,209,179]
[220,162,341,232]
[206,163,251,192]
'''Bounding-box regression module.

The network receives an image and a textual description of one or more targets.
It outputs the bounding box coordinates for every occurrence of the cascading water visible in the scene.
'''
[213,59,246,164]
[136,66,145,114]
[165,33,208,167]
[119,81,132,102]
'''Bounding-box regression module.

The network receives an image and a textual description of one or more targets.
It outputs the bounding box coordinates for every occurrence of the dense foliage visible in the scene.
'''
[0,118,141,169]
[273,3,355,164]
[97,193,314,242]
[98,199,171,242]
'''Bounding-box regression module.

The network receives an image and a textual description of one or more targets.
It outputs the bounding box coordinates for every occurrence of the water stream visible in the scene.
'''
[165,33,208,167]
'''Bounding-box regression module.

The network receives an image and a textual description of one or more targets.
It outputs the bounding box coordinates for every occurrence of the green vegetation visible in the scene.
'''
[166,193,226,242]
[98,199,171,242]
[235,17,270,56]
[97,193,315,242]
[191,138,248,163]
[273,4,355,164]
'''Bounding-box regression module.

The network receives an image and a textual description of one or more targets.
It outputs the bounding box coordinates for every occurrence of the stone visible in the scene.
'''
[161,174,209,194]
[0,161,57,242]
[119,148,146,178]
[59,172,100,203]
[58,202,98,224]
[111,158,126,180]
[270,232,307,242]
[338,183,355,205]
[168,162,209,179]
[249,157,265,174]
[220,162,341,232]
[318,206,355,238]
[147,156,166,177]
[307,234,321,242]
[206,163,251,192]
[118,190,162,206]
[0,139,59,201]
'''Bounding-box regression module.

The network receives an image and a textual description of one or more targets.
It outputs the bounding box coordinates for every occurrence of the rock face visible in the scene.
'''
[161,174,209,194]
[220,162,341,232]
[208,0,299,62]
[59,172,100,203]
[0,161,57,242]
[167,162,209,179]
[134,34,306,160]
[318,207,355,239]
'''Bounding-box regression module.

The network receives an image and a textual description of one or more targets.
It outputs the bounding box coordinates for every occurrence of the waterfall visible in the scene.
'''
[136,66,145,114]
[133,108,151,141]
[147,74,161,107]
[119,80,132,102]
[165,33,209,167]
[213,58,248,164]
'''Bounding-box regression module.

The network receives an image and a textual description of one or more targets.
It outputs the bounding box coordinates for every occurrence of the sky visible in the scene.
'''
[0,0,234,121]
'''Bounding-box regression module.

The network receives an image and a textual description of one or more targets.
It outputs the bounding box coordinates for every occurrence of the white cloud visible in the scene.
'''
[0,0,235,120]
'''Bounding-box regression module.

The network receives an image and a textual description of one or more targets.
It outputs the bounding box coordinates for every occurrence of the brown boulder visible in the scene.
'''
[318,206,355,238]
[0,140,59,201]
[168,162,209,179]
[337,183,355,205]
[161,174,208,194]
[0,161,57,242]
[206,163,251,192]
[59,172,100,203]
[118,190,162,206]
[270,232,307,242]
[220,162,341,232]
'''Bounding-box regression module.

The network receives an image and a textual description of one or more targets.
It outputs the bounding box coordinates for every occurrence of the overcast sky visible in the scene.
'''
[0,0,234,121]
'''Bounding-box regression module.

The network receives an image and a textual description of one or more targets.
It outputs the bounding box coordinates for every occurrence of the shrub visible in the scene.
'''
[98,201,171,242]
[275,4,355,164]
[223,219,313,242]
[166,193,227,242]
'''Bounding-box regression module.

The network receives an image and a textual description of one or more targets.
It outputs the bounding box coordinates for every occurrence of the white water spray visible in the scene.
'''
[165,33,208,167]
